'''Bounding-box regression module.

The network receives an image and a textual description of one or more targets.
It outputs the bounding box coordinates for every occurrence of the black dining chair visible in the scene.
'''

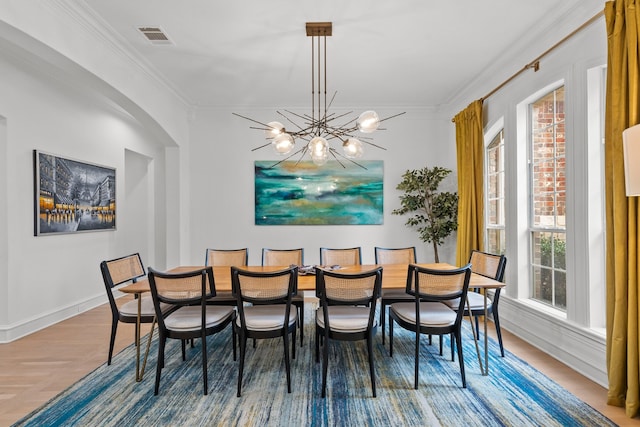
[315,267,383,397]
[443,250,507,357]
[319,247,362,266]
[147,266,236,395]
[232,265,298,397]
[389,263,471,389]
[374,246,417,345]
[100,253,172,366]
[262,248,305,346]
[205,248,248,307]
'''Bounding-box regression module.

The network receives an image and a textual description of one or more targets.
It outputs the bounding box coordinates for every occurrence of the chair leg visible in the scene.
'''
[493,309,505,357]
[450,333,455,361]
[181,339,186,361]
[367,333,376,397]
[283,331,292,393]
[389,312,394,357]
[154,336,166,395]
[321,333,329,398]
[315,325,320,363]
[455,332,467,388]
[201,332,208,395]
[380,302,386,345]
[292,327,297,360]
[414,331,420,389]
[298,303,304,347]
[108,319,118,365]
[237,334,247,397]
[232,323,237,361]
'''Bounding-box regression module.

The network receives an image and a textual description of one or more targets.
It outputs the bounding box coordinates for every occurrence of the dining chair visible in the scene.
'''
[232,266,298,397]
[319,247,362,266]
[443,250,507,357]
[262,248,305,346]
[389,263,471,389]
[147,266,236,395]
[205,248,248,306]
[315,267,383,397]
[100,253,171,366]
[374,246,417,345]
[262,247,303,266]
[205,247,248,267]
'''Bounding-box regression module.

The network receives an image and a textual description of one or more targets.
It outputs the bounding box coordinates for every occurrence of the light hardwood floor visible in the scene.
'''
[0,297,636,426]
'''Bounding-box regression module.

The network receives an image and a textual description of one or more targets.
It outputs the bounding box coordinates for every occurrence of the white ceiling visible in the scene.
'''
[81,0,585,109]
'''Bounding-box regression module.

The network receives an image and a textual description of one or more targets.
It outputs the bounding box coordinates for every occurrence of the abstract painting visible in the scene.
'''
[34,150,116,235]
[255,161,383,225]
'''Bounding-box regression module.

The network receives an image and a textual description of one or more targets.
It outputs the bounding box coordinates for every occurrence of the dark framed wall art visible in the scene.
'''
[255,160,383,225]
[34,150,116,236]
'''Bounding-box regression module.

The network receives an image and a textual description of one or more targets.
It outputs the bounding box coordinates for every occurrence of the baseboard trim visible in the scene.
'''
[497,294,608,387]
[0,293,107,343]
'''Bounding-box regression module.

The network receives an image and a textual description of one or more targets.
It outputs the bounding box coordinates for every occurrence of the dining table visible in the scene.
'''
[119,262,504,380]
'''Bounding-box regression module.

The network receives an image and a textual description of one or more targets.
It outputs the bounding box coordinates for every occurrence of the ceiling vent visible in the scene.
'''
[137,27,174,45]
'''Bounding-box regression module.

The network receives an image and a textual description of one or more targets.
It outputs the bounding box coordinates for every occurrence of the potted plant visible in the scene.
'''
[392,166,458,263]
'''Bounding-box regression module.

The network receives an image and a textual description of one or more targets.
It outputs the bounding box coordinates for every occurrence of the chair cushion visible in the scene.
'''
[316,306,375,333]
[237,305,297,331]
[164,305,234,331]
[119,294,171,317]
[442,292,492,311]
[207,291,236,302]
[381,289,413,300]
[390,302,456,327]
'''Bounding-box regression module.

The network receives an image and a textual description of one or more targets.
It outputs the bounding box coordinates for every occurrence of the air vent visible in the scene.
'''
[137,27,174,45]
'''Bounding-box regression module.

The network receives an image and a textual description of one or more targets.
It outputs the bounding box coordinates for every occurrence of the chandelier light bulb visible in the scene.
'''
[265,121,285,138]
[356,111,380,133]
[343,138,364,159]
[308,136,328,156]
[272,133,295,155]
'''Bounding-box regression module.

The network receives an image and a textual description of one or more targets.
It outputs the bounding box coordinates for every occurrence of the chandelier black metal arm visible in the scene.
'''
[233,22,404,169]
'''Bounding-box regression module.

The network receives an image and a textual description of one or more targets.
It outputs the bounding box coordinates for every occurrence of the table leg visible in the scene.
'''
[466,295,485,376]
[135,295,142,381]
[139,318,156,380]
[134,294,156,382]
[483,293,489,376]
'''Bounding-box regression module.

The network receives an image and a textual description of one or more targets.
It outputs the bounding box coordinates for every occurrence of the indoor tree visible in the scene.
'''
[392,166,458,263]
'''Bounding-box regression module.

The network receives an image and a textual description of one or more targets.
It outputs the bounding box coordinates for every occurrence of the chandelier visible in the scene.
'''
[233,22,404,169]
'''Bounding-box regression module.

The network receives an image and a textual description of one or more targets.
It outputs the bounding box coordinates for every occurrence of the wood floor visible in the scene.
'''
[0,297,636,426]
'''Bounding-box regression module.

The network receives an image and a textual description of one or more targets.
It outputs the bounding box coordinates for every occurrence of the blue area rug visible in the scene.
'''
[13,312,614,427]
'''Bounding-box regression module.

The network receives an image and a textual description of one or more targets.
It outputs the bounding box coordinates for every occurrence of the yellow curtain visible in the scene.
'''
[604,0,640,418]
[454,99,484,266]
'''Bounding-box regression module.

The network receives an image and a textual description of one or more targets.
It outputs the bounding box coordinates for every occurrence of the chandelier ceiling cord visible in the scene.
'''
[233,22,405,169]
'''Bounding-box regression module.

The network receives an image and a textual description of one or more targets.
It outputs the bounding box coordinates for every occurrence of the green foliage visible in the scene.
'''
[392,166,458,262]
[537,235,566,308]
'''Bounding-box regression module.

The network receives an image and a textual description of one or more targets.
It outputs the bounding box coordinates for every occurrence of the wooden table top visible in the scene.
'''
[119,263,505,294]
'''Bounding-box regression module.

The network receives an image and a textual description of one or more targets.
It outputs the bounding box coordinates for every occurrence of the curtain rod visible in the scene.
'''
[451,10,604,123]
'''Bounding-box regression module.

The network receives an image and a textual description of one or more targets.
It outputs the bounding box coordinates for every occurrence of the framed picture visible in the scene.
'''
[255,160,383,225]
[34,150,116,236]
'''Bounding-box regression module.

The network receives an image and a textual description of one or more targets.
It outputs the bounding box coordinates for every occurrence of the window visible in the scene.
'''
[529,86,566,310]
[486,129,505,254]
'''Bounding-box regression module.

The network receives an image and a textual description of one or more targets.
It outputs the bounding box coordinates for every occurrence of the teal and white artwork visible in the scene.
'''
[255,161,383,225]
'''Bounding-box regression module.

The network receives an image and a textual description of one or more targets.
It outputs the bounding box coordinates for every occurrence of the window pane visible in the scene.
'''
[485,129,505,254]
[554,270,567,309]
[486,229,505,255]
[529,86,566,311]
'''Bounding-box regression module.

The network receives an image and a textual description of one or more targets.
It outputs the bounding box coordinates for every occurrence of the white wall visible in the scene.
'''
[445,5,609,386]
[187,106,458,267]
[0,48,169,341]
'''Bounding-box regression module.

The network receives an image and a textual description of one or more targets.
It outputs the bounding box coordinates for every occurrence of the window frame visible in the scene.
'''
[527,84,567,310]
